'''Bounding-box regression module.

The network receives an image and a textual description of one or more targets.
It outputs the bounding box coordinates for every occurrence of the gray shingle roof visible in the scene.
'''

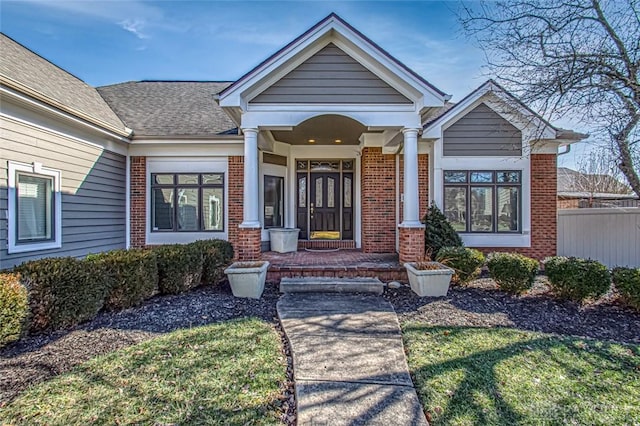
[97,81,237,137]
[0,33,128,134]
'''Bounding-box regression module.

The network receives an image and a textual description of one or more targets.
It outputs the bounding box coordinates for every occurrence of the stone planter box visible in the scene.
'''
[404,262,454,297]
[224,261,270,299]
[268,228,300,253]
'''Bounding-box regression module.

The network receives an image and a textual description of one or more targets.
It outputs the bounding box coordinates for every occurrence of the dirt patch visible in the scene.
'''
[386,277,640,344]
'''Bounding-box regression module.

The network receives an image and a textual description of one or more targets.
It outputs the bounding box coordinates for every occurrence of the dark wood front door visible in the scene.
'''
[309,173,340,239]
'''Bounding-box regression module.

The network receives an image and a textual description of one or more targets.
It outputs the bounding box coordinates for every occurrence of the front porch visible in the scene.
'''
[263,249,407,283]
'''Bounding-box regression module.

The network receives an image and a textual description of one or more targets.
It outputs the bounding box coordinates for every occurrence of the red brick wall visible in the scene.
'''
[360,147,396,252]
[476,154,557,260]
[399,227,425,263]
[399,154,429,221]
[236,227,262,261]
[228,156,244,259]
[130,156,146,248]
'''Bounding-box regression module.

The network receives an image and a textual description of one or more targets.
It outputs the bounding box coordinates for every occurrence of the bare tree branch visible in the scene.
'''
[459,0,640,196]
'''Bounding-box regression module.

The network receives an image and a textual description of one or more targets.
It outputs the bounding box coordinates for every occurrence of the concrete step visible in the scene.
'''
[280,277,384,295]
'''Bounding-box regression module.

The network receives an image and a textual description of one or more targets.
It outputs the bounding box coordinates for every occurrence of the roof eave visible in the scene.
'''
[1,75,132,138]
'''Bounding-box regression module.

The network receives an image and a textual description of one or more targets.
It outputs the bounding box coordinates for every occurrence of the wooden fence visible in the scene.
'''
[557,208,640,268]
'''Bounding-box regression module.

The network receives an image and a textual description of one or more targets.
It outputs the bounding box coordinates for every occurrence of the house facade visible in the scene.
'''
[0,14,585,270]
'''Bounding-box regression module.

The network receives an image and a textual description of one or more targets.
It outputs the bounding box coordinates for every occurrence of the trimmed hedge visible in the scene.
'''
[544,256,611,303]
[88,249,159,310]
[436,247,485,284]
[612,267,640,310]
[0,273,28,348]
[424,203,463,259]
[16,257,108,333]
[191,240,234,286]
[487,252,539,294]
[155,244,204,295]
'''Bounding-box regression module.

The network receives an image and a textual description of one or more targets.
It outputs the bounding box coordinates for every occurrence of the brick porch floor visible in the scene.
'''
[263,249,407,283]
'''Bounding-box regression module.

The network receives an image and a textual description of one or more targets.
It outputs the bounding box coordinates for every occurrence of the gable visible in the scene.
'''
[250,43,412,105]
[443,103,522,156]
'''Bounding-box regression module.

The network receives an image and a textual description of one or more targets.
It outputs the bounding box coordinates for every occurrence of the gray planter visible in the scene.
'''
[224,261,270,299]
[268,228,300,253]
[404,262,454,297]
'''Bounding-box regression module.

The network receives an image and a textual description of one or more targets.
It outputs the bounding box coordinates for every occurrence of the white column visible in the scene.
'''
[241,128,261,228]
[401,128,422,227]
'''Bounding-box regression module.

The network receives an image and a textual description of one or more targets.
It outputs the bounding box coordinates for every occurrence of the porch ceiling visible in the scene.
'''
[271,114,369,145]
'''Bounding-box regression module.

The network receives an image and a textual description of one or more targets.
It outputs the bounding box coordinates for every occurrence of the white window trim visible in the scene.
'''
[8,161,62,254]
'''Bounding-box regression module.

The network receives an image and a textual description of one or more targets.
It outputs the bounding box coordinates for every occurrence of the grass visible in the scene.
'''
[403,324,640,425]
[0,318,287,425]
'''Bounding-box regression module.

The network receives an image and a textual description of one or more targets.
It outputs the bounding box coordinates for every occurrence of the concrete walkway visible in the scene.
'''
[277,293,428,426]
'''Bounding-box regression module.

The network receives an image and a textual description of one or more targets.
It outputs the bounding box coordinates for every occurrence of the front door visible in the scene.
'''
[309,173,340,239]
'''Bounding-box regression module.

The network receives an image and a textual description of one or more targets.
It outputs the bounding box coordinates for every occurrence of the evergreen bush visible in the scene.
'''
[88,249,158,310]
[0,273,28,348]
[436,246,485,284]
[423,203,463,259]
[190,240,234,286]
[16,257,108,333]
[487,252,539,294]
[543,256,611,302]
[154,244,204,295]
[612,267,640,310]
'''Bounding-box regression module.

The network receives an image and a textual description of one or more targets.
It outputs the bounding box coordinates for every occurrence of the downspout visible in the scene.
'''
[125,153,131,249]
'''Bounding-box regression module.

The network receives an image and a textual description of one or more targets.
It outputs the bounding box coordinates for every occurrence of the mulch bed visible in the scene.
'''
[386,277,640,344]
[2,276,638,422]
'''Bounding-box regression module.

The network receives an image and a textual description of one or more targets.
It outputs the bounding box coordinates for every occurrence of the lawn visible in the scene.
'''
[0,318,287,425]
[403,324,640,425]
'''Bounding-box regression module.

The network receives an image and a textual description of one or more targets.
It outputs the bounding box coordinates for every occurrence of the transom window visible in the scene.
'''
[151,173,224,232]
[443,170,521,233]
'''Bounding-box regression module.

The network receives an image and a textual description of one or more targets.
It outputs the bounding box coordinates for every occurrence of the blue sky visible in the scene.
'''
[1,0,590,168]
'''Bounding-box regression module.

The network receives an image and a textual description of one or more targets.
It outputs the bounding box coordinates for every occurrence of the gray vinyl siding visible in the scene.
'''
[251,43,412,104]
[443,103,522,156]
[0,118,126,270]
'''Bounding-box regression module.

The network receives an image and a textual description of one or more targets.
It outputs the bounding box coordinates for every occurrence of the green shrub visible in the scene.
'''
[154,244,204,295]
[88,249,159,310]
[487,252,539,294]
[543,256,611,302]
[0,273,28,348]
[16,257,108,333]
[190,240,234,286]
[436,247,485,284]
[612,267,640,310]
[423,203,463,260]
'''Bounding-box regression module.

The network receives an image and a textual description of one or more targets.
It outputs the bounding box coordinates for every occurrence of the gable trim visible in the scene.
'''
[219,13,448,110]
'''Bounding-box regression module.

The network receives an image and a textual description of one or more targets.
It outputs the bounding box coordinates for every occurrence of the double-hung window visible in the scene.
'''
[8,161,62,253]
[151,173,224,232]
[443,170,521,233]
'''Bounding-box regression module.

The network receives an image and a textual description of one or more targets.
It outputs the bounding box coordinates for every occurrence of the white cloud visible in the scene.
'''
[20,0,163,39]
[119,18,149,39]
